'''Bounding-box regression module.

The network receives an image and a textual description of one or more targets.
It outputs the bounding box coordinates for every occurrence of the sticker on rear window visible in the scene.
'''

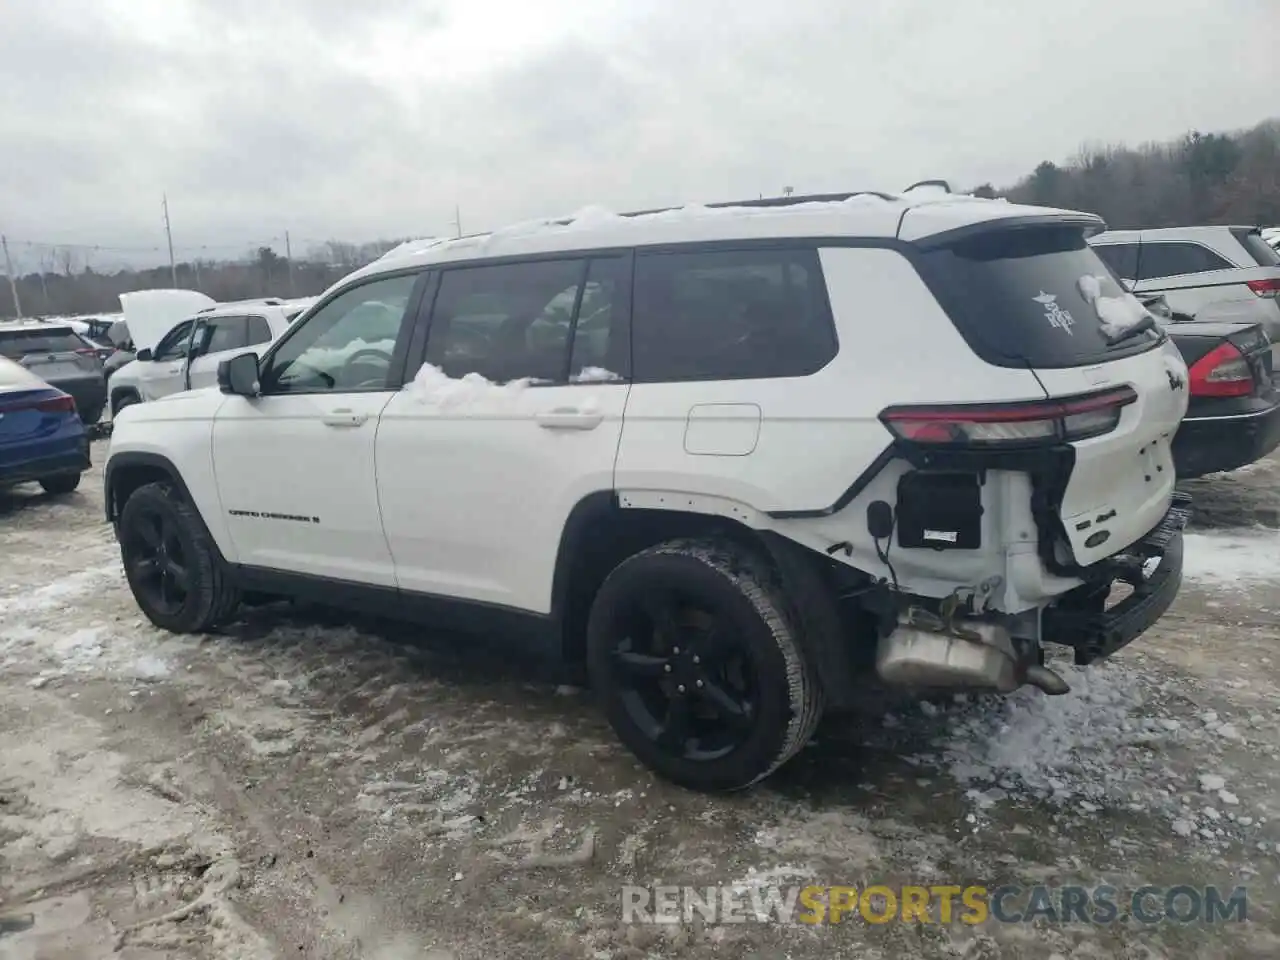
[1034,292,1075,335]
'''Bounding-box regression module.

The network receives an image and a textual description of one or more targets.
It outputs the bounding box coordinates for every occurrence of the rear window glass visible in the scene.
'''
[1091,242,1139,281]
[0,328,85,358]
[1232,228,1280,267]
[919,227,1162,369]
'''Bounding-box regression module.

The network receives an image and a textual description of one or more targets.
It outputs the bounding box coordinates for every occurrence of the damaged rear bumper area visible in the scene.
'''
[873,494,1191,697]
[1043,492,1191,666]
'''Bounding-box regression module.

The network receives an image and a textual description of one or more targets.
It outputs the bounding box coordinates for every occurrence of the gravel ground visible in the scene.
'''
[3,444,1280,958]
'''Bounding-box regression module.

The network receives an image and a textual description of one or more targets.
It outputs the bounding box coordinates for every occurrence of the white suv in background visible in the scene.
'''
[105,190,1191,792]
[109,300,306,416]
[1088,226,1280,350]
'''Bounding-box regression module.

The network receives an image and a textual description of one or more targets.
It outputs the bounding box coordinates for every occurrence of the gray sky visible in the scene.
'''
[2,0,1275,270]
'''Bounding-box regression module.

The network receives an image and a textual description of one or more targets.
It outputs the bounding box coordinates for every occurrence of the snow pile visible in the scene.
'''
[1077,274,1152,338]
[1181,529,1280,590]
[917,662,1269,848]
[0,564,122,617]
[1,621,174,685]
[405,362,618,404]
[405,363,537,408]
[570,366,622,383]
[940,664,1151,806]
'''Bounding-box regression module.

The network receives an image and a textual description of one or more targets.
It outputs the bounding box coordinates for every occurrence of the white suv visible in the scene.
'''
[1088,226,1280,348]
[109,300,306,416]
[104,191,1192,791]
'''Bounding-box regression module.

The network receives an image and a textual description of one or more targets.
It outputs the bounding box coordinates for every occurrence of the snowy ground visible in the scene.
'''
[3,448,1280,958]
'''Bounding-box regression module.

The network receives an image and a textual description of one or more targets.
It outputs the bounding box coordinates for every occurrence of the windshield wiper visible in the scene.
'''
[1105,313,1159,347]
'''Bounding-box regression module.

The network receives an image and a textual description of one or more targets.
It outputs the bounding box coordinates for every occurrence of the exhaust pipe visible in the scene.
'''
[1023,663,1070,696]
[876,612,1070,696]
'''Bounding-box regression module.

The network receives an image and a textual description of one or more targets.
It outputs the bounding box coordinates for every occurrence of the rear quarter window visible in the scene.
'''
[918,226,1163,369]
[0,328,85,358]
[1138,242,1235,279]
[631,247,836,382]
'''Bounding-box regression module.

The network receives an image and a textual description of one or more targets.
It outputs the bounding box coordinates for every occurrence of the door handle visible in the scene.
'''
[167,364,183,374]
[535,407,604,430]
[322,408,369,428]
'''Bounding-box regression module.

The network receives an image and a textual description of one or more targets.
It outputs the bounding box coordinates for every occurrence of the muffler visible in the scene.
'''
[875,610,1069,695]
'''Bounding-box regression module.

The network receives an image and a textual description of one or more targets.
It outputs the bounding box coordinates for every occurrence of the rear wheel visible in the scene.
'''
[38,473,81,495]
[586,538,822,792]
[118,481,241,633]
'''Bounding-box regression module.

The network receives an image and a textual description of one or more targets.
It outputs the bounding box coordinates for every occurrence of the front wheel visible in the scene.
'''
[39,472,81,495]
[112,392,140,417]
[118,481,241,633]
[586,538,823,792]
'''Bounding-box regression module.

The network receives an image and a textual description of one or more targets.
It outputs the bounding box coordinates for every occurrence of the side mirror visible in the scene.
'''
[135,347,154,362]
[217,352,261,397]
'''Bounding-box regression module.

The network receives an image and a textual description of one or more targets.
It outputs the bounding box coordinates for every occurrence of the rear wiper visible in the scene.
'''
[1105,313,1159,347]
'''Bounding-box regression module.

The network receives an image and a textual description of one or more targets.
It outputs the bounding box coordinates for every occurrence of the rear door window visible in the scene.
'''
[1138,242,1234,279]
[1231,228,1280,267]
[203,316,249,354]
[918,226,1162,369]
[0,328,85,358]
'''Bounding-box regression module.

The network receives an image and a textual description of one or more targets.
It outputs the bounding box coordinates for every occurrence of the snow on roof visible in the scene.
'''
[364,190,1090,279]
[0,318,80,332]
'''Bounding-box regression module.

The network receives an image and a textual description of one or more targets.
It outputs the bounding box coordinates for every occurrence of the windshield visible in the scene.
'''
[919,225,1163,369]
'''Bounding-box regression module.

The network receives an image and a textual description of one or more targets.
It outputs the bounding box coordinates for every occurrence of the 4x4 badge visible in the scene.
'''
[1034,291,1075,335]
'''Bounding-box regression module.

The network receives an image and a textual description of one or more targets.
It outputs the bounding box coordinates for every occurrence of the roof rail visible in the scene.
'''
[902,179,952,193]
[618,190,899,219]
[198,297,286,312]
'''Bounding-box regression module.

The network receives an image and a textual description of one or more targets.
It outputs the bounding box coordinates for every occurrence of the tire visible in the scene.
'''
[118,481,241,633]
[112,392,140,416]
[38,473,81,495]
[586,537,823,792]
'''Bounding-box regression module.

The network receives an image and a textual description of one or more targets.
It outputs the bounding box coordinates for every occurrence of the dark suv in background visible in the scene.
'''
[0,321,108,424]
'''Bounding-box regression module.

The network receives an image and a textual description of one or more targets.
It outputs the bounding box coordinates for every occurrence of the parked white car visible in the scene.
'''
[1088,226,1280,353]
[105,190,1192,791]
[109,298,305,416]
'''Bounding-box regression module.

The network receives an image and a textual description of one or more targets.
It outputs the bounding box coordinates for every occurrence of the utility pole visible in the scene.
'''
[452,204,462,239]
[1,235,22,318]
[193,257,202,291]
[162,193,177,287]
[285,230,295,295]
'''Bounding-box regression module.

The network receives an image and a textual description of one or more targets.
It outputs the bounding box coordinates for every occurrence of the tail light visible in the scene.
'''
[1188,342,1253,397]
[0,393,77,416]
[75,347,97,356]
[35,394,78,414]
[880,386,1138,447]
[1247,278,1280,299]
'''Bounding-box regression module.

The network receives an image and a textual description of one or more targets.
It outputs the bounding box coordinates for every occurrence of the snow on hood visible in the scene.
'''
[118,289,216,351]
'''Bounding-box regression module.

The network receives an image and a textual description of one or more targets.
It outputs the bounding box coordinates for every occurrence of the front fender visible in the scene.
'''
[104,401,235,560]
